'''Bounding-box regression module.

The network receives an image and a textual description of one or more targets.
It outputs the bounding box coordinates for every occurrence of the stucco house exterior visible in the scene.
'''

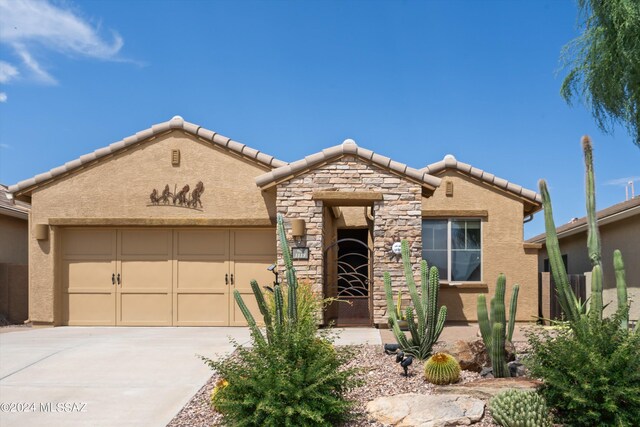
[8,116,542,327]
[0,184,30,323]
[528,196,640,322]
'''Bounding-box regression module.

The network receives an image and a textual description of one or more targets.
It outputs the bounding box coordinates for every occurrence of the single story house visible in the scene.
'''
[0,184,30,323]
[528,196,640,322]
[8,116,542,327]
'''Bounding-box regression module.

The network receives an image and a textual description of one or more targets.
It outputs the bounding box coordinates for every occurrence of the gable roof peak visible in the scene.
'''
[8,116,286,196]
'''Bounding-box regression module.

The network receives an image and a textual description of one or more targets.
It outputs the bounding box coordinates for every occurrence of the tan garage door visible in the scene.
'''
[61,228,276,326]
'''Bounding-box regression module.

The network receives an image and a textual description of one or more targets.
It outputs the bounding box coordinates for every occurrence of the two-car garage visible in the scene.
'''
[61,228,275,326]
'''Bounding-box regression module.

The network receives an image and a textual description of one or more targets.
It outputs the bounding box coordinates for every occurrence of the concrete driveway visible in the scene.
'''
[0,327,251,427]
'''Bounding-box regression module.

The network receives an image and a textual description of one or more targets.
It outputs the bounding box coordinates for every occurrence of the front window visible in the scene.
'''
[422,219,482,282]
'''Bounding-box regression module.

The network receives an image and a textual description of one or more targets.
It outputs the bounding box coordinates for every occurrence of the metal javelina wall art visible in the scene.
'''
[149,181,205,211]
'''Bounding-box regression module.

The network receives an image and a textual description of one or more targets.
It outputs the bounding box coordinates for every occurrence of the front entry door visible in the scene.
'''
[323,229,373,326]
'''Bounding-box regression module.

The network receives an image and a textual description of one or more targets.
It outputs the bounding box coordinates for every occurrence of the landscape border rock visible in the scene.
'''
[366,393,485,427]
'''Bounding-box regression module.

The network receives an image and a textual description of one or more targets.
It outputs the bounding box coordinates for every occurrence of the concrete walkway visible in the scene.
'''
[0,326,380,427]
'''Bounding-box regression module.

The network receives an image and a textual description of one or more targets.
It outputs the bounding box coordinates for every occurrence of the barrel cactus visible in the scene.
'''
[423,353,460,385]
[490,389,551,427]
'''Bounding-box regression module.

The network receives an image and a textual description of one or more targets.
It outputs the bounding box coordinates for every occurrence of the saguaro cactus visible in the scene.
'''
[384,240,447,360]
[234,214,299,345]
[477,274,519,378]
[539,136,633,331]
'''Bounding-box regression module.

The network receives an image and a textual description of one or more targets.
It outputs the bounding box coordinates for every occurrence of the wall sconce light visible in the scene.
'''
[35,224,49,240]
[291,219,305,243]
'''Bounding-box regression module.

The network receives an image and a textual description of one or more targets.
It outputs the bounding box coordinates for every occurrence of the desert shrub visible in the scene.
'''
[201,214,358,426]
[526,311,640,426]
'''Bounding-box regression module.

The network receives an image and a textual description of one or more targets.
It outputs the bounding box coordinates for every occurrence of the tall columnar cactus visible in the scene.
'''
[384,240,447,360]
[234,214,299,345]
[477,274,519,378]
[539,136,633,331]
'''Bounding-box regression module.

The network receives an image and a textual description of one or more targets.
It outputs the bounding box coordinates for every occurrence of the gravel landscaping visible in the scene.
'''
[167,343,514,427]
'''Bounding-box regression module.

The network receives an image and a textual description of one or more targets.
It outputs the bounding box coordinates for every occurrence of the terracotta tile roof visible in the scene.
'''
[421,154,542,204]
[255,139,442,189]
[0,184,30,219]
[527,196,640,244]
[8,116,287,195]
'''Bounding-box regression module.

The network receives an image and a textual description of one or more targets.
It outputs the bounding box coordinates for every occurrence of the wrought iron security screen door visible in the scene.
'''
[323,229,372,326]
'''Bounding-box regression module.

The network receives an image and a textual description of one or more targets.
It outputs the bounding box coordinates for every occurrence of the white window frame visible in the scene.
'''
[422,218,483,283]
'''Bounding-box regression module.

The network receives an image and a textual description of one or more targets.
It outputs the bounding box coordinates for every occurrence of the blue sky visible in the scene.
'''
[0,0,638,239]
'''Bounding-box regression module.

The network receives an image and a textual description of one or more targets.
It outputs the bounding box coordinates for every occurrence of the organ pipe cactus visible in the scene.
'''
[477,274,519,378]
[540,136,633,331]
[233,214,299,345]
[384,240,447,360]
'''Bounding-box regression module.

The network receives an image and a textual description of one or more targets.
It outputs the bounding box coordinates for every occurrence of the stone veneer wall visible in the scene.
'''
[276,155,423,324]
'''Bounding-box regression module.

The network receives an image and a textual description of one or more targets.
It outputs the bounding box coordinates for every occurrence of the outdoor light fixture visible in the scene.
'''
[267,264,279,285]
[291,218,305,241]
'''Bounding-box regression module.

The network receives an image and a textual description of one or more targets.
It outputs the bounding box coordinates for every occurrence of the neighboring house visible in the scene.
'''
[0,184,30,323]
[8,116,541,327]
[528,197,640,322]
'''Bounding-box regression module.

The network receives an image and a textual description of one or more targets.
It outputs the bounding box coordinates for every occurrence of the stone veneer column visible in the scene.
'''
[275,156,423,324]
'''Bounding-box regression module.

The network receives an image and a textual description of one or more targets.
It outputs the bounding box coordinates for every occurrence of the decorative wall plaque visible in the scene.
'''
[149,181,205,210]
[291,247,309,260]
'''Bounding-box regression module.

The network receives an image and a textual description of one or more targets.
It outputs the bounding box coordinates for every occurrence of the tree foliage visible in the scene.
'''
[561,0,640,147]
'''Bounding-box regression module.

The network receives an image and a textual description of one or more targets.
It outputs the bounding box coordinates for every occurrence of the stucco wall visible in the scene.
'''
[276,155,423,325]
[27,130,276,324]
[537,214,640,321]
[0,214,28,265]
[422,171,538,322]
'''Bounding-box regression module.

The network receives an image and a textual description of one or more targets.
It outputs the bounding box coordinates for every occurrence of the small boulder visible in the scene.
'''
[367,393,485,427]
[442,339,516,373]
[508,361,527,377]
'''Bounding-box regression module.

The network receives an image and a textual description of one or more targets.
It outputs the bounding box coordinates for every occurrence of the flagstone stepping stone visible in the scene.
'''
[366,393,485,426]
[434,377,543,400]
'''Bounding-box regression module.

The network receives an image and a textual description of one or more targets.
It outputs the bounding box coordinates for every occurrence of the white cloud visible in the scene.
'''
[0,0,124,84]
[0,92,7,102]
[0,61,19,83]
[605,176,640,186]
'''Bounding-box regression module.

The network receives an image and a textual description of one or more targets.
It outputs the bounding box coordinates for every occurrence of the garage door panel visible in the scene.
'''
[62,229,115,256]
[119,293,171,325]
[120,230,171,256]
[233,260,276,292]
[121,260,173,289]
[176,260,227,290]
[63,260,115,291]
[177,230,228,256]
[62,229,117,326]
[64,293,115,325]
[233,230,276,256]
[176,293,228,325]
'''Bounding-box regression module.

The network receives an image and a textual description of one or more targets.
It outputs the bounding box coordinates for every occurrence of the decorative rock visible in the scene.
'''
[442,339,516,373]
[366,393,485,427]
[507,361,527,377]
[434,377,543,400]
[480,367,493,378]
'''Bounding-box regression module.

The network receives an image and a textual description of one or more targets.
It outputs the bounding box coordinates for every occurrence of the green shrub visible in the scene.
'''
[201,214,359,426]
[489,389,551,427]
[526,311,640,426]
